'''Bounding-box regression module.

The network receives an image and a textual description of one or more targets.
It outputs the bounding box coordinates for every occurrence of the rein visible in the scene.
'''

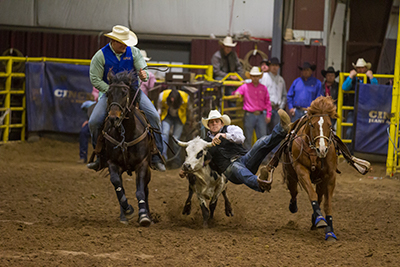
[104,83,149,168]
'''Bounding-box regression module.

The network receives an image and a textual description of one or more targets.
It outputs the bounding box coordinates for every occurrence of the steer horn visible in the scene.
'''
[173,136,189,147]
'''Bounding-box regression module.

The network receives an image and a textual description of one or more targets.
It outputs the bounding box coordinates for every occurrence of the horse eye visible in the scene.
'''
[196,150,204,159]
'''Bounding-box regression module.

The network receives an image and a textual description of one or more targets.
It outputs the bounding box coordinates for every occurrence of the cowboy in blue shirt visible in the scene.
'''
[287,62,323,122]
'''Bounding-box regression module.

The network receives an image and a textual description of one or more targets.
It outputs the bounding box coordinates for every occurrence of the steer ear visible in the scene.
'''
[205,141,213,148]
[172,136,189,147]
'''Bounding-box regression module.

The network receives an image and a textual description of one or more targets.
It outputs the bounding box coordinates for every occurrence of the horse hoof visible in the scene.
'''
[119,218,129,225]
[315,215,328,228]
[139,214,151,227]
[325,232,337,241]
[289,201,298,214]
[124,205,135,220]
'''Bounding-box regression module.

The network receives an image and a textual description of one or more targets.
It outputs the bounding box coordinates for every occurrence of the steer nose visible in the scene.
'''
[182,163,191,171]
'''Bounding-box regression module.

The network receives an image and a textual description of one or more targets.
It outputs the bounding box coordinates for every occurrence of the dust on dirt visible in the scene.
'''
[1,138,399,266]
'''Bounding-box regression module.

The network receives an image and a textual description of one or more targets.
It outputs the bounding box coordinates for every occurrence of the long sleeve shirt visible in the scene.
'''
[140,71,156,96]
[211,50,244,80]
[233,82,272,119]
[287,76,323,110]
[260,72,287,109]
[89,43,148,97]
[207,125,245,144]
[342,76,378,91]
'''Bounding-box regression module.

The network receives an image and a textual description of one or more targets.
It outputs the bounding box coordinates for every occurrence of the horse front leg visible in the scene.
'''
[136,162,152,227]
[294,164,327,230]
[109,161,134,221]
[323,173,337,241]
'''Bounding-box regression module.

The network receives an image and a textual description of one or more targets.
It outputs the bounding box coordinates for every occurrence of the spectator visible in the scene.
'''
[78,88,99,164]
[342,58,378,141]
[233,66,271,150]
[158,88,189,164]
[88,25,165,171]
[321,66,340,128]
[139,50,156,96]
[260,57,287,134]
[211,36,244,81]
[287,62,323,122]
[211,36,244,107]
[260,58,269,75]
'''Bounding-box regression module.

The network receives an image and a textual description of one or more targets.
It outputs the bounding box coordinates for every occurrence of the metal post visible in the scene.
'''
[271,0,283,60]
[386,13,400,176]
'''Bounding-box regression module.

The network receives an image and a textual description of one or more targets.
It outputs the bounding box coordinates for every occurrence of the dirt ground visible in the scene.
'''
[1,138,399,267]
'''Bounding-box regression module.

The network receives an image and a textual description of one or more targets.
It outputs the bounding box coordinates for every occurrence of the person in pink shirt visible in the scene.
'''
[234,66,272,149]
[139,50,156,96]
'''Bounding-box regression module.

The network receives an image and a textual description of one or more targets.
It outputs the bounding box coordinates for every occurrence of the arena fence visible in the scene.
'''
[0,56,216,143]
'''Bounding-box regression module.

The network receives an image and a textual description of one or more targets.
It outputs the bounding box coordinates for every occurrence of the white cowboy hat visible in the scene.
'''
[202,110,231,130]
[249,66,262,76]
[352,58,372,70]
[104,25,138,47]
[140,50,151,61]
[220,36,237,47]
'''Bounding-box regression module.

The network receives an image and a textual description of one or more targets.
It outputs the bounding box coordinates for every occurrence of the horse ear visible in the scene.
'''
[107,69,115,83]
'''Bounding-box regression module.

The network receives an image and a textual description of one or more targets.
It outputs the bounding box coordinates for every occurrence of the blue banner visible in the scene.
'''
[354,84,392,155]
[25,62,93,133]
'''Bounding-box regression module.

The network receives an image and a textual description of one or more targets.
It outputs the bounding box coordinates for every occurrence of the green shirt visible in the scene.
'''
[89,43,149,97]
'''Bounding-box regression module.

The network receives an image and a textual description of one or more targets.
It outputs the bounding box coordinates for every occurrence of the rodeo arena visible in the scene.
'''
[1,0,400,266]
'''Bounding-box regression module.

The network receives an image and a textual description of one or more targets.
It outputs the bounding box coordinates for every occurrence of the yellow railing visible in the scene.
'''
[386,13,400,177]
[337,72,394,143]
[0,56,216,143]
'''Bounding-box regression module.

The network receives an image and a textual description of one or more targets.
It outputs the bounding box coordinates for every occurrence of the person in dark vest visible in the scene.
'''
[211,36,244,81]
[342,58,378,141]
[88,25,165,172]
[201,109,291,192]
[211,36,244,107]
[321,66,340,128]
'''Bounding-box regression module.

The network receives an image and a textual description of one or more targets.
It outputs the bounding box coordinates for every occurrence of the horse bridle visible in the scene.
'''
[306,114,334,151]
[107,83,140,127]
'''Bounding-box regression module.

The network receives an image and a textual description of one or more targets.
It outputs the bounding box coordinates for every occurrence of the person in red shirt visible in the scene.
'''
[233,66,271,149]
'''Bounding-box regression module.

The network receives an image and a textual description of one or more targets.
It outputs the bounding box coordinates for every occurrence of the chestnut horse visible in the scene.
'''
[282,96,339,241]
[102,70,153,227]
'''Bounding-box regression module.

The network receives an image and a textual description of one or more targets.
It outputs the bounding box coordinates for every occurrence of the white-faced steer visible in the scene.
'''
[175,136,233,227]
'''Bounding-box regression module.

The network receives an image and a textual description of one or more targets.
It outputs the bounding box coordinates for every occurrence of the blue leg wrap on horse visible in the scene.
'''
[315,215,327,225]
[325,231,337,240]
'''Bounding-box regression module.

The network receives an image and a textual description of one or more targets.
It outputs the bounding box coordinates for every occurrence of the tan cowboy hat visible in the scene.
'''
[219,36,237,47]
[249,66,262,76]
[352,58,372,70]
[202,110,231,130]
[140,50,151,61]
[104,25,138,47]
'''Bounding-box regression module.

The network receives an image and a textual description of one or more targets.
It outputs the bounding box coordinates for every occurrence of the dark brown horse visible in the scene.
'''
[103,70,153,227]
[282,96,339,241]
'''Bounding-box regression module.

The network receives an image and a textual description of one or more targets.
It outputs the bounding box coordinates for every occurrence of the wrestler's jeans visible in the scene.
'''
[224,123,286,192]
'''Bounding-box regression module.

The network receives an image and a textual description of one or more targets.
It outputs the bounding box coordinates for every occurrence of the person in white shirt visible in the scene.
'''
[259,57,287,134]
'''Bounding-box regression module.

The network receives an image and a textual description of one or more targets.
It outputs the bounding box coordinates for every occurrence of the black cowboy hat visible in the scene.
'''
[298,62,316,71]
[321,66,340,78]
[267,57,282,66]
[260,58,269,65]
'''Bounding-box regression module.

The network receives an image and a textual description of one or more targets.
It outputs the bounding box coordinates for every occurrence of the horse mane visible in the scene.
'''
[307,96,338,119]
[107,70,141,104]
